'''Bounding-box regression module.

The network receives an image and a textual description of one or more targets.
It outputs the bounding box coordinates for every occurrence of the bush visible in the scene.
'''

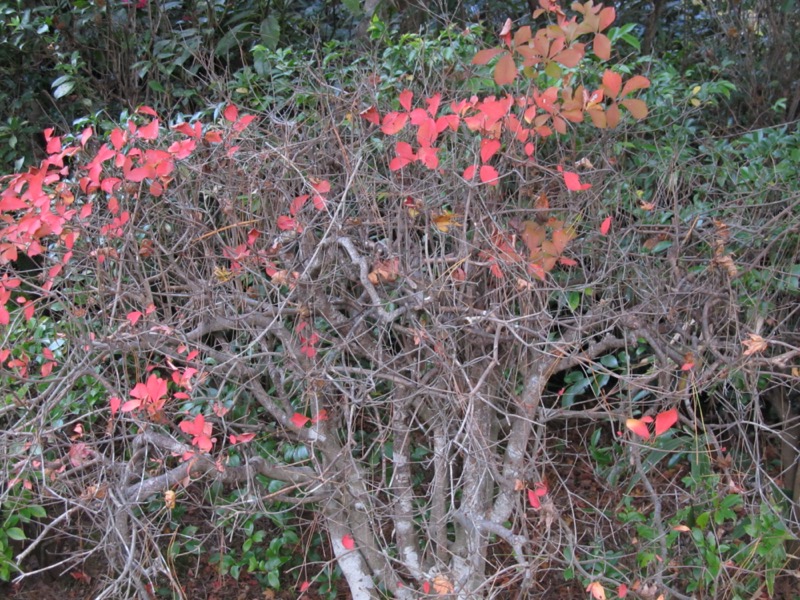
[1,2,798,599]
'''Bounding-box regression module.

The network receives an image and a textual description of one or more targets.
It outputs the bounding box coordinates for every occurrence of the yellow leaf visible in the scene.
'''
[432,212,461,233]
[164,490,176,510]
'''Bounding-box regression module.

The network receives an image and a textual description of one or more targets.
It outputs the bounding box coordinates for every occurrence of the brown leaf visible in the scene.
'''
[368,258,400,284]
[742,334,768,356]
[432,575,454,595]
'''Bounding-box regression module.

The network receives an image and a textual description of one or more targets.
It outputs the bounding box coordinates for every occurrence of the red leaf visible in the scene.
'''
[277,215,298,231]
[312,194,327,211]
[422,581,431,594]
[299,581,311,592]
[341,534,355,550]
[479,165,499,185]
[417,146,439,170]
[360,106,380,125]
[480,139,501,163]
[600,216,612,235]
[290,194,310,216]
[312,180,331,194]
[381,112,408,135]
[223,104,239,122]
[418,118,439,148]
[463,165,477,180]
[654,408,678,437]
[398,90,413,112]
[425,93,441,117]
[291,413,310,428]
[233,114,256,132]
[136,119,159,141]
[126,311,143,325]
[109,396,121,416]
[137,105,158,117]
[618,583,629,598]
[229,432,256,445]
[527,483,548,509]
[562,170,592,191]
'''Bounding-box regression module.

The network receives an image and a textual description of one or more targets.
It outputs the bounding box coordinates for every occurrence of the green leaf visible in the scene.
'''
[53,81,75,99]
[567,291,580,311]
[6,527,25,541]
[267,570,280,588]
[621,34,641,51]
[148,80,166,93]
[259,15,280,51]
[215,23,248,57]
[342,0,363,17]
[600,354,619,369]
[649,240,673,254]
[25,505,46,519]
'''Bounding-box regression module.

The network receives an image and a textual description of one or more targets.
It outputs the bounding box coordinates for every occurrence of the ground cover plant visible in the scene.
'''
[1,1,799,599]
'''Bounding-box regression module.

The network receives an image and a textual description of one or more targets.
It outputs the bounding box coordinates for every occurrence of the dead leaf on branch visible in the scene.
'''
[432,575,454,595]
[368,257,400,284]
[742,333,768,356]
[432,211,461,233]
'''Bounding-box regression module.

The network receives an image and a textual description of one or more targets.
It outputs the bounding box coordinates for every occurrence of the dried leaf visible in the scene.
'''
[742,333,768,356]
[432,575,454,595]
[433,212,461,233]
[586,581,607,600]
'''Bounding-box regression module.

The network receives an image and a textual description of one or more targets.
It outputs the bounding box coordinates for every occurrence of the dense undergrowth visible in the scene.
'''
[1,1,799,599]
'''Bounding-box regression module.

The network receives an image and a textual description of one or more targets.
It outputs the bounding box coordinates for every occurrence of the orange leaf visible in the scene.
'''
[586,581,607,600]
[593,33,611,61]
[494,53,517,86]
[472,48,504,65]
[602,70,622,98]
[621,98,648,120]
[626,418,651,440]
[621,75,651,98]
[654,408,678,437]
